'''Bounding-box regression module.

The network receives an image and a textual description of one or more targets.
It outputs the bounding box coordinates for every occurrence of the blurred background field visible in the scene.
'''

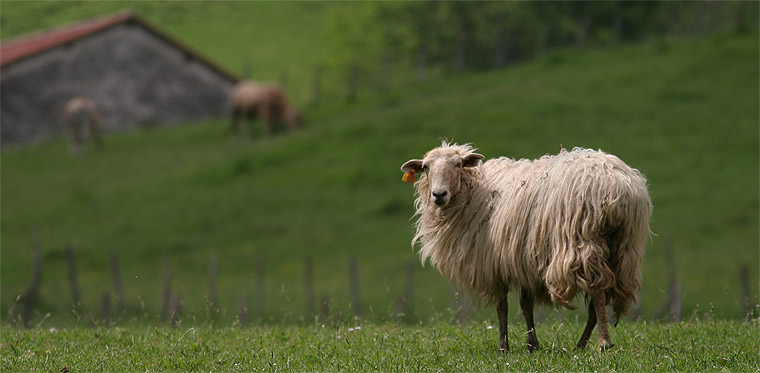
[1,1,758,326]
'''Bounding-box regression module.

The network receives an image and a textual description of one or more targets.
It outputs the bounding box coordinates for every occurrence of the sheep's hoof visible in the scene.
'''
[527,340,540,353]
[598,340,615,351]
[498,338,509,353]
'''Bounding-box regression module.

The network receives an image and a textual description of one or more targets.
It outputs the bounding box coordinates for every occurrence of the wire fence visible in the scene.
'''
[6,238,756,328]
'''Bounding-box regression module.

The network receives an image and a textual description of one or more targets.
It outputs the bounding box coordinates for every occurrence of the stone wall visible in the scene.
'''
[1,23,237,146]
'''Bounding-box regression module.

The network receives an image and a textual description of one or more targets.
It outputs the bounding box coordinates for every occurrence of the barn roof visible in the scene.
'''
[0,11,238,82]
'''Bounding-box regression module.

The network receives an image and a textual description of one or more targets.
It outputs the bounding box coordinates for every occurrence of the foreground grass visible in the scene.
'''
[2,320,757,371]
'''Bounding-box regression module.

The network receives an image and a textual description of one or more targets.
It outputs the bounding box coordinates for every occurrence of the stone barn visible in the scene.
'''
[0,12,239,146]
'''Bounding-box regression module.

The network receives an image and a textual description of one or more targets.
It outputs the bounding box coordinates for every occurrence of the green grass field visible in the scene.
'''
[1,2,758,328]
[2,320,758,371]
[1,3,759,370]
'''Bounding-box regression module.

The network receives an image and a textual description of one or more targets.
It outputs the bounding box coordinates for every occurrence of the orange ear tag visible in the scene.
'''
[402,170,417,183]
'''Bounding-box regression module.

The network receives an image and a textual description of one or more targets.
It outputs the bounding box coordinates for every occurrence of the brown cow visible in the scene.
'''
[229,81,301,138]
[64,95,103,155]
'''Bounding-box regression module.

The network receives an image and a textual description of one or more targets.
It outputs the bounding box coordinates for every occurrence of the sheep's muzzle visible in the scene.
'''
[431,189,450,207]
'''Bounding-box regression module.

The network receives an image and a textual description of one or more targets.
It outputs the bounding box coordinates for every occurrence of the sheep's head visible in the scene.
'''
[401,143,484,208]
[285,108,302,129]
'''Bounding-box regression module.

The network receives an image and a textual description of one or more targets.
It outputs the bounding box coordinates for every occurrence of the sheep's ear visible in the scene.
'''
[462,153,485,168]
[401,159,423,173]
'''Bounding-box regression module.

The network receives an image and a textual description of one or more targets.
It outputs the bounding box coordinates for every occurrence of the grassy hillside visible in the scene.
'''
[2,31,758,325]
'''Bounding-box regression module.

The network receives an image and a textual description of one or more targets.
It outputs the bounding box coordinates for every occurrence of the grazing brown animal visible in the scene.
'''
[64,96,102,155]
[229,81,301,137]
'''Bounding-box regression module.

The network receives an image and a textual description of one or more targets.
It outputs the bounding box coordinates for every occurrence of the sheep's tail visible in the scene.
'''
[544,152,651,318]
[607,182,651,321]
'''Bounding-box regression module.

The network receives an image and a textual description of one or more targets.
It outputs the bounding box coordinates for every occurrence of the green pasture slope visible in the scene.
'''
[2,32,757,326]
[3,321,759,370]
[1,0,758,328]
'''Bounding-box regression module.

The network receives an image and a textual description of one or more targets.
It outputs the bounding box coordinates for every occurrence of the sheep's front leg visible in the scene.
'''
[260,107,272,137]
[592,290,614,350]
[519,288,540,353]
[65,119,80,155]
[229,108,241,135]
[497,296,509,352]
[576,299,597,350]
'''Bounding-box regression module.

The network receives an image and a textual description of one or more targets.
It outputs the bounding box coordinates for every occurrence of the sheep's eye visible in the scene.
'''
[421,165,429,173]
[455,162,462,169]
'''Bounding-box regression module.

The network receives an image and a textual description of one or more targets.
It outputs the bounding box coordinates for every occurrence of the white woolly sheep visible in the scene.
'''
[64,95,103,155]
[229,80,301,137]
[401,142,651,352]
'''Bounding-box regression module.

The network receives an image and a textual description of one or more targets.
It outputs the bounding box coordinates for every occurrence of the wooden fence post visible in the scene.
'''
[416,44,428,82]
[255,253,266,318]
[536,305,545,324]
[66,244,81,309]
[404,260,415,316]
[169,292,181,327]
[304,257,314,319]
[610,8,623,44]
[631,291,643,321]
[493,27,509,69]
[349,257,362,317]
[279,70,289,88]
[320,295,330,323]
[208,252,219,320]
[534,24,550,57]
[346,65,358,102]
[575,12,591,48]
[238,293,249,326]
[661,236,681,322]
[13,245,42,327]
[380,52,392,92]
[395,260,415,323]
[158,255,172,322]
[109,251,125,313]
[310,66,322,105]
[451,290,472,323]
[452,34,466,72]
[739,265,751,321]
[101,292,111,326]
[241,63,251,80]
[734,1,750,34]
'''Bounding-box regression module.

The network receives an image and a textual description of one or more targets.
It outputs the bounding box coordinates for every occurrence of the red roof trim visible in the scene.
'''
[0,11,239,82]
[1,12,134,66]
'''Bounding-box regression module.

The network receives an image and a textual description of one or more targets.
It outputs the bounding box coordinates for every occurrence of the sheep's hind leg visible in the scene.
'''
[592,290,614,350]
[497,296,509,353]
[519,288,539,353]
[90,121,103,148]
[575,299,597,350]
[260,107,272,137]
[243,114,255,139]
